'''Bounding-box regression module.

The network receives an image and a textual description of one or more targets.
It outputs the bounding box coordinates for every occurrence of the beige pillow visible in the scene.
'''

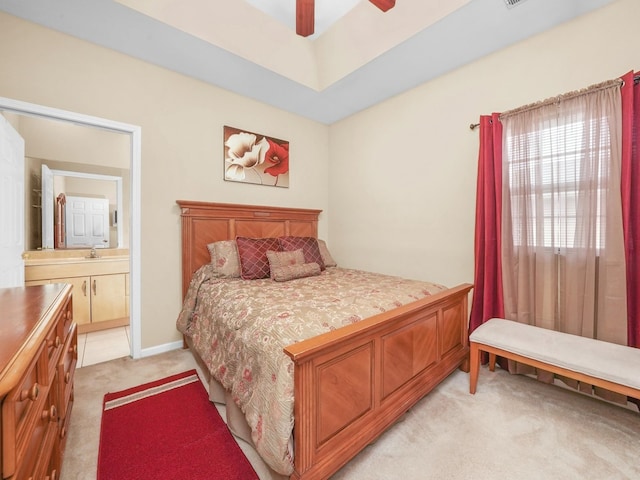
[266,249,305,277]
[271,262,321,282]
[317,239,337,267]
[207,240,241,278]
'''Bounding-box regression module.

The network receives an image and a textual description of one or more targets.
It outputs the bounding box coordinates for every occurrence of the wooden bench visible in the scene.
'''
[469,318,640,402]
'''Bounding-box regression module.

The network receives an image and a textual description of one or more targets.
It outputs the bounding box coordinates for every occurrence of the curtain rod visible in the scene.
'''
[469,73,640,131]
[501,78,621,119]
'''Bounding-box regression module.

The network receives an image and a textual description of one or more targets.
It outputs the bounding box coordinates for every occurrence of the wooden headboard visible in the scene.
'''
[177,200,322,298]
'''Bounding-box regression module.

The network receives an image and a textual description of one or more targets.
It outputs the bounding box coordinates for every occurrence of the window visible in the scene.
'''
[505,114,610,251]
[500,83,626,340]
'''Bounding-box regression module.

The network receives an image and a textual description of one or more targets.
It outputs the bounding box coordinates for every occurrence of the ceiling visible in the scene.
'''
[245,0,362,38]
[0,0,615,124]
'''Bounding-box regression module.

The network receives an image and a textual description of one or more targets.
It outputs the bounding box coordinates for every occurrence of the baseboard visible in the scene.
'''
[139,340,184,358]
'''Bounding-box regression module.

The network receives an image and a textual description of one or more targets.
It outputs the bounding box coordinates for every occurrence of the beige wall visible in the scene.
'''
[328,0,639,288]
[0,12,330,350]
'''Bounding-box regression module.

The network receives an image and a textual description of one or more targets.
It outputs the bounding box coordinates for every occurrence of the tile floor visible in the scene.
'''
[77,326,131,368]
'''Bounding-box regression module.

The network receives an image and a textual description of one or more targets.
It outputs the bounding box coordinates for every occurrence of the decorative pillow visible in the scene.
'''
[266,249,305,275]
[278,236,325,270]
[271,262,321,282]
[206,240,241,278]
[317,239,337,267]
[236,236,282,280]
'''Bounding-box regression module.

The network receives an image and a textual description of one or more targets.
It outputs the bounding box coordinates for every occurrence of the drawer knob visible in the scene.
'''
[65,372,71,384]
[47,336,61,348]
[20,383,39,402]
[42,404,57,422]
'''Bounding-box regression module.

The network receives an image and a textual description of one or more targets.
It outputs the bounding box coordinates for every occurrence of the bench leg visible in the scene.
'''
[469,342,480,394]
[489,352,496,372]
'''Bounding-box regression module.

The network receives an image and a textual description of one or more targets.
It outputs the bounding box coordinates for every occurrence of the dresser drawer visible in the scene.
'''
[11,388,58,480]
[43,315,64,386]
[59,387,74,459]
[60,295,74,342]
[1,347,47,478]
[57,323,77,421]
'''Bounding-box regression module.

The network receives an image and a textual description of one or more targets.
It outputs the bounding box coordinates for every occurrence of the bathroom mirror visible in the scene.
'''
[15,114,130,251]
[41,166,124,249]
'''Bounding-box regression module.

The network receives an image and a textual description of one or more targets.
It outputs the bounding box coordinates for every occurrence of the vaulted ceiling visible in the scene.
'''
[0,0,614,124]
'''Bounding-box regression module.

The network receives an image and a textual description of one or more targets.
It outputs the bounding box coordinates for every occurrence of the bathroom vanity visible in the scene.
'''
[24,249,129,334]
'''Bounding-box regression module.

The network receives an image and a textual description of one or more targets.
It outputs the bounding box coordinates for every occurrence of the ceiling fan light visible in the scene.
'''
[296,0,314,37]
[369,0,396,13]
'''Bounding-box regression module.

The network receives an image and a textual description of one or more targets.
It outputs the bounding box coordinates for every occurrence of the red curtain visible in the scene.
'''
[469,113,505,334]
[621,71,640,349]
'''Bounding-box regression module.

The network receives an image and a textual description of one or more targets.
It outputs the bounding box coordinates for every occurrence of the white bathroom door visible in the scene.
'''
[65,196,110,248]
[41,164,54,249]
[0,113,25,288]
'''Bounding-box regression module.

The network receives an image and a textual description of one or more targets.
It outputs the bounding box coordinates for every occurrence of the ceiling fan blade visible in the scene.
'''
[296,0,314,37]
[369,0,396,12]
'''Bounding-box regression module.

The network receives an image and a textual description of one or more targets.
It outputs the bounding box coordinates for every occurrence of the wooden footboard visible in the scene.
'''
[284,283,473,480]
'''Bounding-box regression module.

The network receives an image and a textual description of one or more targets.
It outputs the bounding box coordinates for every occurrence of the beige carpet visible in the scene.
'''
[61,349,640,480]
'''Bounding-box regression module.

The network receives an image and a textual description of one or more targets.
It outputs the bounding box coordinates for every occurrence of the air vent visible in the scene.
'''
[504,0,527,7]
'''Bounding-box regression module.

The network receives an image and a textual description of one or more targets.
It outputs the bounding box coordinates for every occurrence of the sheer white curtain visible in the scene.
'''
[501,81,627,356]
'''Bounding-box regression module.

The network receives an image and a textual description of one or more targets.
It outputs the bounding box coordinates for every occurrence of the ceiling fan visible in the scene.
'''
[296,0,396,37]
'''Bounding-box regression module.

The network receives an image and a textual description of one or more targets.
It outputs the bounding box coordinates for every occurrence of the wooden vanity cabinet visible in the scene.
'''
[0,284,77,480]
[35,273,127,330]
[24,257,129,334]
[85,273,128,323]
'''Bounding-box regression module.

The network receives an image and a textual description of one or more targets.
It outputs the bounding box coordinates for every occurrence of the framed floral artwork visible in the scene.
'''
[223,126,289,188]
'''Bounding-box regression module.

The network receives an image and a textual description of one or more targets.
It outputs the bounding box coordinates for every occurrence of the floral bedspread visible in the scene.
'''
[176,265,447,475]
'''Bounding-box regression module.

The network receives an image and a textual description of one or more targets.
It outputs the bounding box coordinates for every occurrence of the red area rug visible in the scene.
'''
[98,370,259,480]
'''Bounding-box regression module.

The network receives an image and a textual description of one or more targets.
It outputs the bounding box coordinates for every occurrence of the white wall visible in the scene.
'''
[328,0,640,288]
[0,12,330,349]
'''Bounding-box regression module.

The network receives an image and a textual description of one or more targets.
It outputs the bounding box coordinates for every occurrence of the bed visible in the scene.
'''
[176,200,473,480]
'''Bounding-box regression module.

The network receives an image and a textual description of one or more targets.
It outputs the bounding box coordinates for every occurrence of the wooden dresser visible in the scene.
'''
[0,284,77,480]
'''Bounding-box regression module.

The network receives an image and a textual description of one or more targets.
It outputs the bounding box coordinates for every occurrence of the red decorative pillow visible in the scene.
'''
[278,236,325,270]
[236,236,281,280]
